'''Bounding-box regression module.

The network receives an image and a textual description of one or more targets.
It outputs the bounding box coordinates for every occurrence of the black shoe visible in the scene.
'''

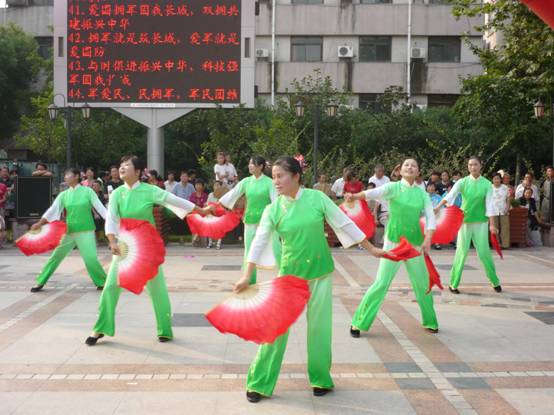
[85,334,104,346]
[96,286,104,291]
[246,391,262,403]
[313,387,332,397]
[449,286,460,294]
[350,326,360,338]
[30,285,44,293]
[426,327,439,334]
[493,285,502,293]
[158,336,172,343]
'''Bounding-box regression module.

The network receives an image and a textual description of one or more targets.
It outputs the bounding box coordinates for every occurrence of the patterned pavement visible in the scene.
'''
[0,244,553,414]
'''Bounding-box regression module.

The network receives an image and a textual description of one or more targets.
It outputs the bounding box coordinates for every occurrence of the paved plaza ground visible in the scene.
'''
[0,243,553,414]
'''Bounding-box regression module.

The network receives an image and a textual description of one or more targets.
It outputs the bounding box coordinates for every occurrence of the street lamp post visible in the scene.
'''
[48,94,91,168]
[295,100,338,184]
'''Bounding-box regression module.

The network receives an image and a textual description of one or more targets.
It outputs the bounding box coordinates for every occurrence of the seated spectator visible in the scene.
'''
[415,173,426,191]
[214,152,237,188]
[515,172,540,204]
[540,166,553,226]
[32,162,53,177]
[491,173,510,249]
[427,171,440,187]
[188,169,198,186]
[519,187,546,246]
[313,174,332,196]
[164,171,177,193]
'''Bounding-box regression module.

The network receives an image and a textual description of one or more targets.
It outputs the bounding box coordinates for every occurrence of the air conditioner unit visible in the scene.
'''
[411,47,425,60]
[338,45,354,59]
[255,48,269,59]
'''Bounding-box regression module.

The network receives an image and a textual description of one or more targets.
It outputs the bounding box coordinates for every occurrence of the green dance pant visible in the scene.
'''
[450,222,500,289]
[244,224,281,285]
[36,231,106,287]
[246,274,334,396]
[352,238,438,331]
[93,258,173,338]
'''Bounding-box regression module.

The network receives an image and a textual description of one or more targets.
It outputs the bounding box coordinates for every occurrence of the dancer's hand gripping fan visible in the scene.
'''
[16,221,67,256]
[116,218,166,295]
[382,237,420,262]
[420,206,464,245]
[206,275,311,344]
[186,202,241,240]
[490,233,504,259]
[339,199,376,239]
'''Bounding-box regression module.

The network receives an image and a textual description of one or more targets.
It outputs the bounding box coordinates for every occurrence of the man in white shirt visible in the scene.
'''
[164,171,177,193]
[331,168,350,199]
[515,172,540,204]
[368,164,391,227]
[214,152,237,188]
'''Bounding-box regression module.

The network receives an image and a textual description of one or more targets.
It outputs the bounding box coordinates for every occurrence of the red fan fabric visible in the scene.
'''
[383,237,421,262]
[117,218,166,295]
[339,199,376,239]
[490,233,504,259]
[420,206,464,244]
[16,221,67,256]
[521,0,554,29]
[424,254,444,294]
[206,275,311,344]
[186,202,241,239]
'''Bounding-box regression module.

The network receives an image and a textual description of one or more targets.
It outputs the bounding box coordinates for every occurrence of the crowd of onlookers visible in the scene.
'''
[0,156,553,249]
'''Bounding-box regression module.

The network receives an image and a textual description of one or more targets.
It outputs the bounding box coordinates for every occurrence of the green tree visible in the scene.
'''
[0,23,44,140]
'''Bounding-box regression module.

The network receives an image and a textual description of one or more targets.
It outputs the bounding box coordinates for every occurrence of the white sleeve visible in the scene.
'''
[219,178,245,209]
[322,195,366,248]
[363,186,388,201]
[161,192,196,219]
[423,194,437,231]
[485,184,495,217]
[270,184,277,202]
[105,197,120,236]
[514,184,524,199]
[443,179,462,206]
[42,195,63,222]
[91,191,108,220]
[246,207,275,267]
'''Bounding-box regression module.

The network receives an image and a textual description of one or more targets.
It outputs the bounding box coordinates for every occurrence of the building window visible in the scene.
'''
[36,36,53,59]
[428,0,450,4]
[359,36,391,62]
[427,94,460,108]
[359,94,390,113]
[291,0,323,4]
[291,37,323,62]
[360,0,392,4]
[428,37,461,63]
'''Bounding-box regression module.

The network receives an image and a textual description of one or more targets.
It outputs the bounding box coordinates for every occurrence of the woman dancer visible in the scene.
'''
[435,156,501,293]
[220,155,279,284]
[233,157,384,403]
[30,168,107,292]
[348,158,439,337]
[86,155,212,345]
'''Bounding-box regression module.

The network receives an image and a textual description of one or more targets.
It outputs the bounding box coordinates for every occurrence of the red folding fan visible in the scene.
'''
[186,202,241,240]
[117,218,166,295]
[490,233,504,259]
[339,199,376,239]
[16,221,67,256]
[206,275,311,344]
[383,237,421,262]
[420,206,464,244]
[424,254,444,294]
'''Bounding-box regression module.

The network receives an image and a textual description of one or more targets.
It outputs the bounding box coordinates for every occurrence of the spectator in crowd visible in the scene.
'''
[415,173,426,191]
[519,187,545,246]
[0,179,7,218]
[214,152,236,188]
[147,169,164,188]
[188,169,198,186]
[427,171,440,187]
[452,170,462,183]
[426,182,443,250]
[81,167,96,187]
[515,172,540,204]
[368,164,391,227]
[0,212,5,249]
[32,162,53,177]
[436,170,453,195]
[491,173,511,249]
[172,170,195,200]
[91,180,106,239]
[225,154,238,187]
[207,180,228,250]
[105,165,123,197]
[390,164,401,182]
[1,166,13,187]
[500,170,515,201]
[541,166,553,225]
[366,182,378,213]
[344,171,364,194]
[313,174,332,196]
[188,179,208,246]
[1,166,15,219]
[164,171,177,193]
[331,167,350,199]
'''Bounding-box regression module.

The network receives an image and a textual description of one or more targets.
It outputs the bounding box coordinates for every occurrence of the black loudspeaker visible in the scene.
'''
[16,177,53,219]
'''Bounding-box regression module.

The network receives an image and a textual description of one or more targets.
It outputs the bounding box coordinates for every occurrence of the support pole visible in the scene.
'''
[147,126,164,174]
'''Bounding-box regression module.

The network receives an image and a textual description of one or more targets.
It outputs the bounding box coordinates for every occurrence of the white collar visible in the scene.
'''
[252,174,264,181]
[124,181,141,190]
[469,174,481,181]
[68,184,81,191]
[284,187,303,201]
[401,178,416,188]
